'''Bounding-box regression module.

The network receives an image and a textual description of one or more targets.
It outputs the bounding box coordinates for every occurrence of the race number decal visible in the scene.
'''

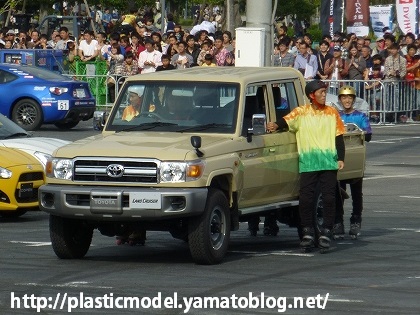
[58,100,69,110]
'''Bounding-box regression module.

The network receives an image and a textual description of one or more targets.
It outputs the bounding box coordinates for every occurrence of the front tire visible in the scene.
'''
[49,215,93,259]
[12,99,43,131]
[188,188,230,265]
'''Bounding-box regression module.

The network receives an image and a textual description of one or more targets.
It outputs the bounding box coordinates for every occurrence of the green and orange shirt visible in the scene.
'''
[284,104,345,173]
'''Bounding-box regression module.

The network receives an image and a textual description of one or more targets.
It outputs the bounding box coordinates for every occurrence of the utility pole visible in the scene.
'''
[225,0,235,34]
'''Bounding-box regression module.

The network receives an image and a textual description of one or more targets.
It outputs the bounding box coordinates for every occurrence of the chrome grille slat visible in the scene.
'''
[73,158,158,183]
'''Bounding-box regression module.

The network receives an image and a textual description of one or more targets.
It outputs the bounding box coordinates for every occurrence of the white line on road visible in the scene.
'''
[400,196,420,199]
[328,299,364,303]
[364,174,420,181]
[229,250,314,257]
[16,282,113,289]
[10,241,51,247]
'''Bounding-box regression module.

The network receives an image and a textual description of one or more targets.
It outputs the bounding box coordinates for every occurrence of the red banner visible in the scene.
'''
[346,0,370,36]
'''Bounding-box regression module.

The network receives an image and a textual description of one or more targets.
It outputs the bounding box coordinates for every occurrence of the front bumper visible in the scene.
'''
[39,185,208,221]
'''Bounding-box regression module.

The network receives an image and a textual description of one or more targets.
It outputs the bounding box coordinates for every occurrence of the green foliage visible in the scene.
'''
[276,0,317,20]
[178,18,194,26]
[305,25,323,42]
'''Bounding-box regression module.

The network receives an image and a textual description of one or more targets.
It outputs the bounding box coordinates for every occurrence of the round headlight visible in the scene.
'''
[54,159,73,180]
[160,162,186,182]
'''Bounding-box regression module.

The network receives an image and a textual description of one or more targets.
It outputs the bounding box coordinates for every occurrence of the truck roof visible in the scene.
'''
[125,67,304,85]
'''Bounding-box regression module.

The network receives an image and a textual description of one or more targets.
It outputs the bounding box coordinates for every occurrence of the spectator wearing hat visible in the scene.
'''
[5,29,16,46]
[371,37,385,56]
[324,45,347,91]
[138,37,162,73]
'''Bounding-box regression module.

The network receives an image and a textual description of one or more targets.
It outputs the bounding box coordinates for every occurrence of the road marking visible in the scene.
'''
[390,228,420,233]
[10,241,51,247]
[16,282,113,289]
[407,276,420,279]
[229,250,314,257]
[364,174,420,181]
[328,298,364,303]
[370,135,420,143]
[400,196,420,199]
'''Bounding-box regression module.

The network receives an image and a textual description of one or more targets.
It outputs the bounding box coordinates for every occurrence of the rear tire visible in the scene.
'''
[49,215,93,259]
[188,188,230,265]
[12,99,43,131]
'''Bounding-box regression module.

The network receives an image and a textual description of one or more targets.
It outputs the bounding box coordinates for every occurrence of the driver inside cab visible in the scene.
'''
[122,86,145,121]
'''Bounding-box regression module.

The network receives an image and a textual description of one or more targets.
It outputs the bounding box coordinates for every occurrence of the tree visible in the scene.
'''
[275,0,318,21]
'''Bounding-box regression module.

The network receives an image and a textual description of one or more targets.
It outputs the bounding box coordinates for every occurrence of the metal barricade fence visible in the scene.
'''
[63,73,129,108]
[323,79,420,124]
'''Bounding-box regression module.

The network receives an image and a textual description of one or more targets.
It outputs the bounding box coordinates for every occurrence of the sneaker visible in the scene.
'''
[300,227,315,249]
[349,223,361,239]
[318,229,332,249]
[332,222,345,240]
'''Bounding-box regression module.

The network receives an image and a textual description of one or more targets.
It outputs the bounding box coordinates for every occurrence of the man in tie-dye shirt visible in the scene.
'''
[267,80,345,252]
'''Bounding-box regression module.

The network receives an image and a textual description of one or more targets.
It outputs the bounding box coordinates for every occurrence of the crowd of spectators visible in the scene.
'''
[1,7,419,119]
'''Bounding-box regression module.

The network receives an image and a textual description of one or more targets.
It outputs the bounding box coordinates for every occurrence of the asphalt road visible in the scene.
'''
[1,122,419,314]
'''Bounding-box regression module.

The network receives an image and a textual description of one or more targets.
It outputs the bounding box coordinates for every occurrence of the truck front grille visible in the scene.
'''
[73,158,158,183]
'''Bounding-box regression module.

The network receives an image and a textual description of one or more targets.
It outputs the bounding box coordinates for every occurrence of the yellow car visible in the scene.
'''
[0,147,45,218]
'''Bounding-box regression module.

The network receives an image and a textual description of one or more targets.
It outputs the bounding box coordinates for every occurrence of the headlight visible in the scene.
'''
[159,161,205,183]
[46,158,73,180]
[34,152,51,167]
[0,166,12,179]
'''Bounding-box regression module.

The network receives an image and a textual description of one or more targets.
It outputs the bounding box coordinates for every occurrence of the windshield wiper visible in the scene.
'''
[116,122,178,133]
[1,132,29,139]
[177,123,231,132]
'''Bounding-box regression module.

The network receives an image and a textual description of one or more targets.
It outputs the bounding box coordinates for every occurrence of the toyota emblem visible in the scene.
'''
[106,164,125,178]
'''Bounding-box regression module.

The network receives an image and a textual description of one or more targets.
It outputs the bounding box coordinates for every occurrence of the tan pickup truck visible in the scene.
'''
[39,67,366,264]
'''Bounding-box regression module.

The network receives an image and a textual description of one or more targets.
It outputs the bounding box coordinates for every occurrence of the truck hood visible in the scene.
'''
[55,132,233,160]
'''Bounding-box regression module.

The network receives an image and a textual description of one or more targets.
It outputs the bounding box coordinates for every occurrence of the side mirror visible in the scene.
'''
[247,114,266,142]
[93,111,108,131]
[191,136,204,157]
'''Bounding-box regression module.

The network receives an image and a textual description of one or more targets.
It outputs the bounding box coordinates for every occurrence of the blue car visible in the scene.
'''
[0,63,96,131]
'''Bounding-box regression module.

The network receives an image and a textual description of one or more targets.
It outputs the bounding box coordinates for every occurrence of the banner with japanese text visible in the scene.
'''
[369,5,393,38]
[320,0,343,37]
[395,0,418,35]
[346,0,370,36]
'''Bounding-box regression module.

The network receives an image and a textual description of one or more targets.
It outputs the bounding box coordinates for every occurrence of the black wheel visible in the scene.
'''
[12,99,43,131]
[0,209,27,218]
[188,188,230,265]
[54,120,80,129]
[49,215,93,259]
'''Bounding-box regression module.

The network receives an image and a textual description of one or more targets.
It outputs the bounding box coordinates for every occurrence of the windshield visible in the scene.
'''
[0,114,29,139]
[106,81,239,133]
[18,65,69,81]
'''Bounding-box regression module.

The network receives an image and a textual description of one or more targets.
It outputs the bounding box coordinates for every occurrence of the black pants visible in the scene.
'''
[340,178,363,223]
[299,171,337,230]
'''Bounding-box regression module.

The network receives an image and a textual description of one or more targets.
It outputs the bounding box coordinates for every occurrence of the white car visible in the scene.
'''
[0,113,70,167]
